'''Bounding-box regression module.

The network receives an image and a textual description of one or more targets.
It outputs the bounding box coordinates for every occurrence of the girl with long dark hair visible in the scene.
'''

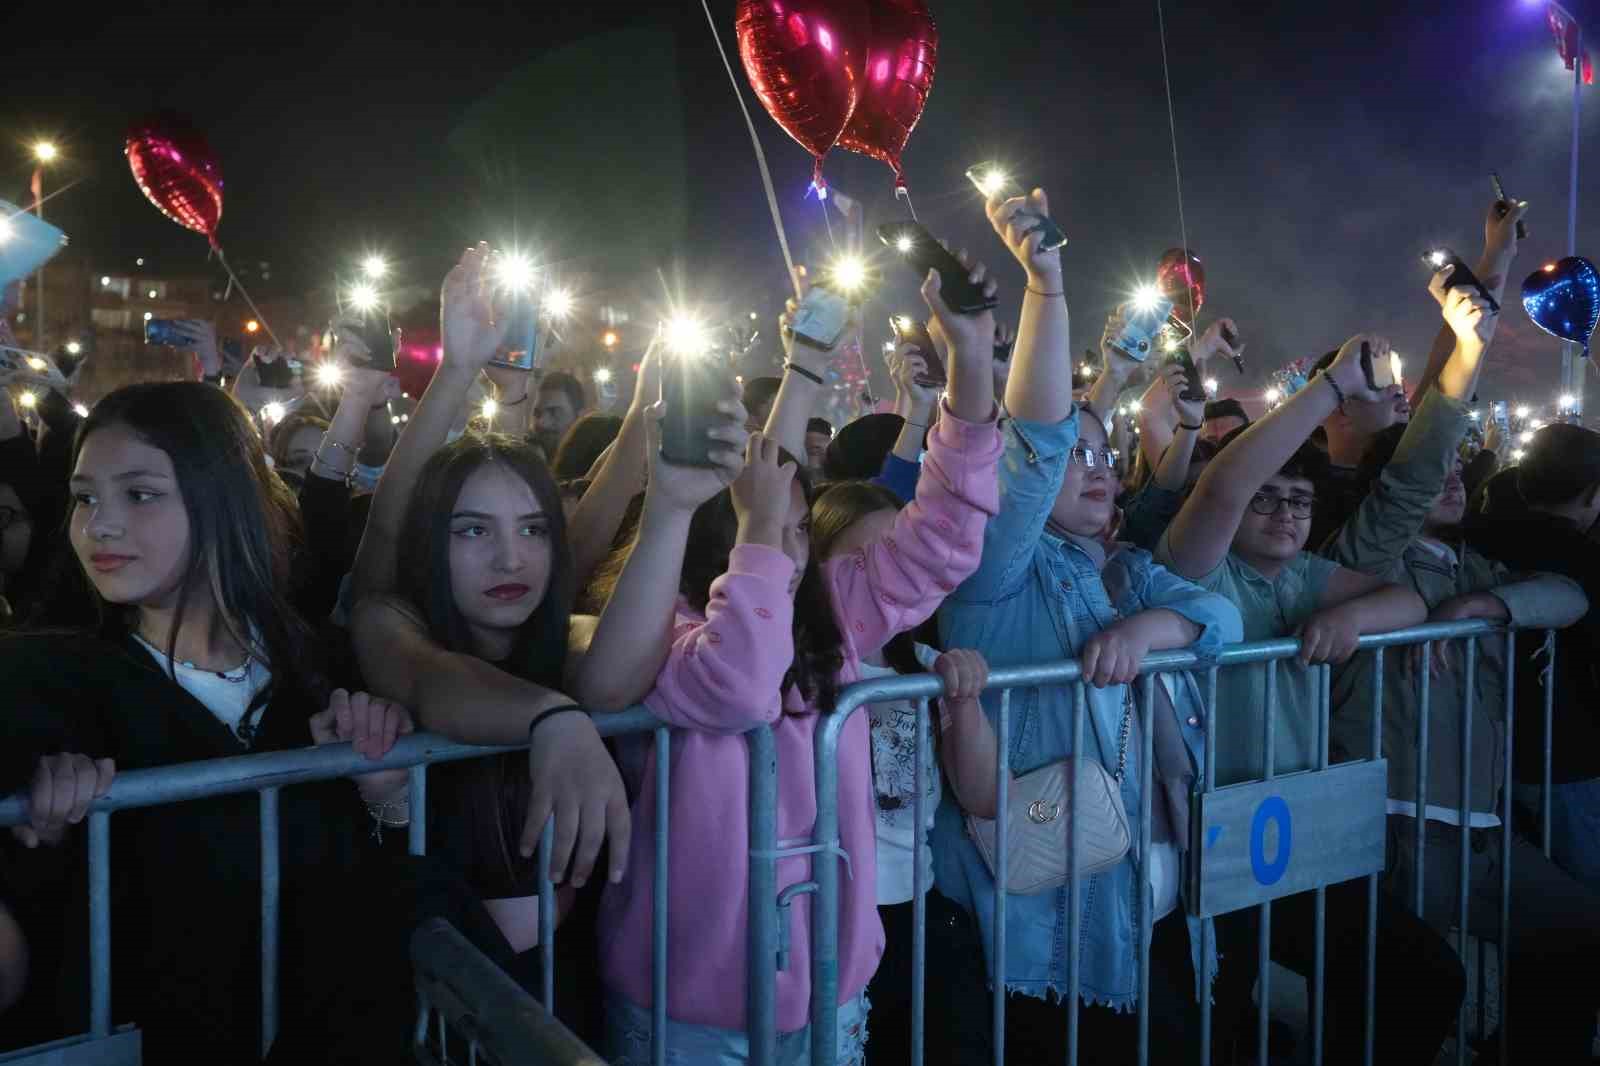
[572,258,1003,1064]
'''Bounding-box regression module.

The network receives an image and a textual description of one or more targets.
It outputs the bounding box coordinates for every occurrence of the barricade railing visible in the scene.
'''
[0,620,1567,1066]
[808,619,1558,1066]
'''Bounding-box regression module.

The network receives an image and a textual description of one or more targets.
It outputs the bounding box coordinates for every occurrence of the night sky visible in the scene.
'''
[7,0,1599,404]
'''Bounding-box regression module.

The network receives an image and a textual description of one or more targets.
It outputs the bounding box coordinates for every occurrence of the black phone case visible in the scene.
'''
[256,358,293,389]
[877,223,998,314]
[660,356,728,468]
[1436,255,1501,315]
[339,314,397,372]
[1167,349,1207,403]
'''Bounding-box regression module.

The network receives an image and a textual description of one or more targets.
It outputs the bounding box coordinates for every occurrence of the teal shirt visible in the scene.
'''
[1155,534,1336,785]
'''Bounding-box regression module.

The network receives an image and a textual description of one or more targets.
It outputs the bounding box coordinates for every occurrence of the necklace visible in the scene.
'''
[133,631,252,683]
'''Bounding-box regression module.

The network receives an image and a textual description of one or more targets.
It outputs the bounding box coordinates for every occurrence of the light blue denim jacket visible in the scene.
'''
[933,407,1243,1010]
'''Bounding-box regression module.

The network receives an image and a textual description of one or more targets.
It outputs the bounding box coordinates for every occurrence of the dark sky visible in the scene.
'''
[8,0,1599,404]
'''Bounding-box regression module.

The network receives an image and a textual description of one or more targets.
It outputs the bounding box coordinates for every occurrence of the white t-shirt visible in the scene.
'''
[134,633,272,744]
[859,643,942,906]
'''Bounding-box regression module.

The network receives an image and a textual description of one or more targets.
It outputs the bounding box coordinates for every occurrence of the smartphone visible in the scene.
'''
[890,315,945,387]
[1490,399,1510,433]
[492,289,542,371]
[963,167,1068,252]
[331,311,397,372]
[790,286,851,350]
[1491,173,1528,240]
[1423,249,1500,315]
[1110,297,1172,362]
[1357,342,1380,392]
[877,221,998,315]
[1164,346,1208,403]
[659,348,731,468]
[1219,322,1246,375]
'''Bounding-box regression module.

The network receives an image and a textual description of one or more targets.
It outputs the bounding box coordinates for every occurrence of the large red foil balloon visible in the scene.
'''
[125,115,224,247]
[736,0,869,185]
[1156,248,1206,325]
[836,0,938,185]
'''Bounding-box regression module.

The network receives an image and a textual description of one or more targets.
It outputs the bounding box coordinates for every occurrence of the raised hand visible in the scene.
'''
[922,250,997,370]
[1192,318,1242,368]
[730,432,798,547]
[10,753,115,848]
[886,342,939,416]
[519,712,631,888]
[1483,197,1530,270]
[644,388,748,515]
[1429,266,1496,349]
[440,243,512,372]
[1162,362,1204,428]
[1326,334,1392,407]
[985,188,1062,286]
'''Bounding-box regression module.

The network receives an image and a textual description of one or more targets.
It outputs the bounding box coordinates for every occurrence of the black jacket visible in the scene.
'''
[1464,507,1600,783]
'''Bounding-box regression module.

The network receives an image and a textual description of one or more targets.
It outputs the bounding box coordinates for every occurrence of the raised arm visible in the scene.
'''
[986,188,1071,422]
[764,275,836,459]
[350,243,511,603]
[570,390,747,711]
[1149,363,1206,492]
[1413,198,1528,401]
[1164,334,1388,580]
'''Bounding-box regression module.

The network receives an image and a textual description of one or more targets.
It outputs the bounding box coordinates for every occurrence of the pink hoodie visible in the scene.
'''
[597,406,1000,1033]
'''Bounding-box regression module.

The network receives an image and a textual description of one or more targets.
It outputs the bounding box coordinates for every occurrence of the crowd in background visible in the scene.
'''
[1,187,1598,1066]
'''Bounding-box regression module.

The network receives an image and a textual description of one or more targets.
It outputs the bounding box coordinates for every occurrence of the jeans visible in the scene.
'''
[864,891,984,1066]
[1518,778,1600,892]
[604,990,869,1066]
[1387,815,1600,1065]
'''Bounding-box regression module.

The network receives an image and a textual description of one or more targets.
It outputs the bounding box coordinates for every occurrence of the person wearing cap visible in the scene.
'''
[1466,422,1600,896]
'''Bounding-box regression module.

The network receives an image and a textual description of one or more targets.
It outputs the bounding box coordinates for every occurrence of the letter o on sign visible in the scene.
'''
[1250,795,1292,886]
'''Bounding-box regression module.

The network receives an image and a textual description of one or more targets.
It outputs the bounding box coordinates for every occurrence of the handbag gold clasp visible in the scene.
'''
[1027,799,1059,824]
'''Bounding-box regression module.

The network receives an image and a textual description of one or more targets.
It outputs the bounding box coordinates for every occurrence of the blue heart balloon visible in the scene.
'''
[1521,256,1600,356]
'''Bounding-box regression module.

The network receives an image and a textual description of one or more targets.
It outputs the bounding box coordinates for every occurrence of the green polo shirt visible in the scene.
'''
[1156,534,1337,786]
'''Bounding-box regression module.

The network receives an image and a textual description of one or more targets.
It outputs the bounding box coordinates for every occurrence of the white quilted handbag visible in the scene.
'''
[965,691,1133,893]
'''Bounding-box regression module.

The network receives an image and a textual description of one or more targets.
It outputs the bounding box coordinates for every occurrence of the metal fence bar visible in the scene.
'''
[1135,678,1155,1066]
[89,811,111,1039]
[746,725,779,1066]
[992,688,1011,1066]
[1198,667,1217,1066]
[1542,631,1556,858]
[1256,658,1278,1066]
[408,763,427,856]
[1498,630,1515,1064]
[1456,638,1477,1066]
[538,817,556,1013]
[651,726,671,1066]
[1067,681,1085,1065]
[259,787,280,1058]
[1364,646,1383,1066]
[1311,665,1330,1066]
[811,708,845,1066]
[910,698,931,1066]
[1414,642,1432,918]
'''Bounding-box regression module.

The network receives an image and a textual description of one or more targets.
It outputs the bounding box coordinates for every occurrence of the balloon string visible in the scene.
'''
[699,0,803,301]
[819,195,839,252]
[1155,0,1195,330]
[895,183,919,223]
[211,245,283,349]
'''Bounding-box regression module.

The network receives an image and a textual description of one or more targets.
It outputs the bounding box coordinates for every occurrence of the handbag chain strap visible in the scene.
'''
[1113,687,1134,783]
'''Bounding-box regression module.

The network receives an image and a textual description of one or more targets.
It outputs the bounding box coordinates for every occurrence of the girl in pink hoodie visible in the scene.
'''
[573,261,1003,1064]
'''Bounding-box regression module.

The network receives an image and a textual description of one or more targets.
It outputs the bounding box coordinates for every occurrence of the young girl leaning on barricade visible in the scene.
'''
[570,251,1003,1065]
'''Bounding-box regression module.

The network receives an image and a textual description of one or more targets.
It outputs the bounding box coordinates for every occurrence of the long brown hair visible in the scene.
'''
[394,431,574,889]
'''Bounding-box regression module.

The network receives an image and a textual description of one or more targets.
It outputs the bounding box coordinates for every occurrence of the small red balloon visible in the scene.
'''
[1156,248,1206,325]
[836,0,938,185]
[125,115,224,247]
[736,0,870,186]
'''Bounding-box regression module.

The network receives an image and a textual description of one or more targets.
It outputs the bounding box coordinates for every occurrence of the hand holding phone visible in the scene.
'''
[890,315,945,387]
[1491,173,1529,241]
[965,167,1067,252]
[659,342,737,468]
[1423,249,1500,316]
[877,222,998,315]
[1107,299,1171,363]
[1164,346,1208,403]
[331,311,397,372]
[790,286,851,351]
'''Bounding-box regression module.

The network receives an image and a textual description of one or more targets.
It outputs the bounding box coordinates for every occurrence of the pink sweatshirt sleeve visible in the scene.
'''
[826,403,1001,660]
[643,544,797,733]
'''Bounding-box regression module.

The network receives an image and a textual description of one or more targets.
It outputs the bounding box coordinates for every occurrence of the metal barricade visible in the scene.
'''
[807,620,1558,1066]
[0,709,786,1066]
[411,918,603,1065]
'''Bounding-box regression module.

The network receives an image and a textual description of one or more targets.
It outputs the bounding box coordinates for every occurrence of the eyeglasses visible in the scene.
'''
[1068,444,1120,469]
[1248,492,1315,519]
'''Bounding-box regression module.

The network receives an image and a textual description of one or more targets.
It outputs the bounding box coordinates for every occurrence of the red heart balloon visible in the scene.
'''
[836,0,938,186]
[125,114,225,247]
[736,0,870,186]
[1155,248,1206,325]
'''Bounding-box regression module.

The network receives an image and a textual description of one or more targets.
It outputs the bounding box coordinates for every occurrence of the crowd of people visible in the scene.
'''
[1,186,1598,1066]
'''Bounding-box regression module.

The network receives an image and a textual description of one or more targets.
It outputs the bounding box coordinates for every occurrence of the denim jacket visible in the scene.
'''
[933,407,1243,1010]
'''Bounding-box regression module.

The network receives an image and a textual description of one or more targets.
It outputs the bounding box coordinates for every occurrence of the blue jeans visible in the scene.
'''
[604,991,869,1066]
